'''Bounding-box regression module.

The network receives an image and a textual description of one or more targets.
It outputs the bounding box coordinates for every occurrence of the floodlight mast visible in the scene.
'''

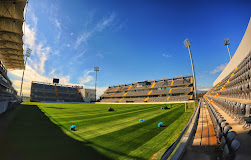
[184,39,197,100]
[94,67,99,102]
[20,48,32,99]
[224,38,231,60]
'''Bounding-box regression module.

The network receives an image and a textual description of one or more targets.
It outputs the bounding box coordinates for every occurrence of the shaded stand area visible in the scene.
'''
[0,104,110,160]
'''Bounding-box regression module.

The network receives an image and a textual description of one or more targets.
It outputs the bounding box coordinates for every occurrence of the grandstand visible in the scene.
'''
[0,60,19,114]
[30,81,84,102]
[100,75,194,103]
[0,0,26,114]
[164,18,251,160]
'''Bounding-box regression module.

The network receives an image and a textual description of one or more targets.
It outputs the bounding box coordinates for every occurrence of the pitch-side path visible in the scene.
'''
[182,101,218,160]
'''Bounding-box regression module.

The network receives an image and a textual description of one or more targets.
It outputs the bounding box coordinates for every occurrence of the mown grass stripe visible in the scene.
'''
[38,104,158,118]
[128,109,193,159]
[51,104,161,122]
[71,107,178,139]
[87,107,185,159]
[16,102,193,160]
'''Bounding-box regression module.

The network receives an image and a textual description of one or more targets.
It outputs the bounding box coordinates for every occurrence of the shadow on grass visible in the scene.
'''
[0,104,111,160]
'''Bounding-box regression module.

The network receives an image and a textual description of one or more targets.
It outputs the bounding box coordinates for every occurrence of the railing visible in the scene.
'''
[160,100,201,160]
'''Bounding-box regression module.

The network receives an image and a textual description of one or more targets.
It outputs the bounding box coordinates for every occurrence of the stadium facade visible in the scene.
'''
[201,18,251,159]
[30,81,85,102]
[213,18,251,86]
[100,75,194,103]
[79,88,95,102]
[207,18,251,98]
[170,18,251,160]
[0,0,26,114]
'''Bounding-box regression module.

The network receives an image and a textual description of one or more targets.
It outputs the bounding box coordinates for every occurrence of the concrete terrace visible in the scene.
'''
[211,102,251,160]
[182,101,218,160]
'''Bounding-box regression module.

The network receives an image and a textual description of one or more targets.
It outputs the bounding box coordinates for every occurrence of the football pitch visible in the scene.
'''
[0,102,194,160]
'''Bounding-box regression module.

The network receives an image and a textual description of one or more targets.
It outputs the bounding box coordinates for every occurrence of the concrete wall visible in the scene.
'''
[80,89,95,102]
[213,18,251,86]
[0,101,9,114]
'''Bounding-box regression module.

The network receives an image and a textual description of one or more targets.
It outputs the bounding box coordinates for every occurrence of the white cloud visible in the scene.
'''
[54,18,62,41]
[24,24,36,49]
[23,8,38,49]
[196,85,212,93]
[70,50,87,64]
[96,52,104,58]
[96,87,107,98]
[74,12,116,48]
[33,44,50,74]
[53,50,60,55]
[23,11,52,75]
[29,9,38,28]
[12,81,31,97]
[198,88,210,91]
[75,32,92,48]
[54,18,61,29]
[49,69,56,75]
[76,51,86,58]
[71,32,73,36]
[210,63,227,74]
[78,70,94,84]
[50,18,62,42]
[96,12,116,31]
[162,54,171,58]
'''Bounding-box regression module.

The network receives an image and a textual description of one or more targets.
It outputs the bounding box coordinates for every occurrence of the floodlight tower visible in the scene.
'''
[184,38,197,100]
[94,67,99,102]
[20,48,32,99]
[224,38,231,60]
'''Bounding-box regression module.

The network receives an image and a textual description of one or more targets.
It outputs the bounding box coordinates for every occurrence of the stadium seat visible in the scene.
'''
[100,76,194,103]
[30,82,84,102]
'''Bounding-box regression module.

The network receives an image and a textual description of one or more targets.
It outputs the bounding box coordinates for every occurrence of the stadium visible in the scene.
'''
[0,0,251,160]
[100,75,194,103]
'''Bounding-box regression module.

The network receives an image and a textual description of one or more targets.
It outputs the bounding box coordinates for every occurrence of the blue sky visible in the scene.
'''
[8,0,251,97]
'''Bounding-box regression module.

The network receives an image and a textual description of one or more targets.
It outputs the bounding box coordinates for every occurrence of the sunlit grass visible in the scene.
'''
[0,102,194,160]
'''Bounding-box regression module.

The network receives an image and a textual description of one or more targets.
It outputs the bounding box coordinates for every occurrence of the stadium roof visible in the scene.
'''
[213,18,251,86]
[32,81,84,89]
[109,74,192,87]
[0,0,26,70]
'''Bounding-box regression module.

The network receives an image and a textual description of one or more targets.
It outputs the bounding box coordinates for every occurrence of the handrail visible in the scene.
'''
[160,100,201,160]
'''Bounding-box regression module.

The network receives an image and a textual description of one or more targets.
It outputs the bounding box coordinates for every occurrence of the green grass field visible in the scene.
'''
[0,102,194,160]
